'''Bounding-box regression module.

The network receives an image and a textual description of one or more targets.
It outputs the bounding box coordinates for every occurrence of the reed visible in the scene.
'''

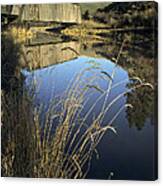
[1,39,154,178]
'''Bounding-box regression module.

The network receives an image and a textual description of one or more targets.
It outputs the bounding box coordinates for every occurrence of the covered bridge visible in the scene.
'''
[1,4,81,24]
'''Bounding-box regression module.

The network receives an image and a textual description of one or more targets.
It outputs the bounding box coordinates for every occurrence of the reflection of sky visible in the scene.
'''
[22,56,155,180]
[22,56,128,108]
[22,56,128,126]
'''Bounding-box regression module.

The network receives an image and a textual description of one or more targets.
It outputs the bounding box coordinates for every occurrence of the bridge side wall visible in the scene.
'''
[2,4,81,24]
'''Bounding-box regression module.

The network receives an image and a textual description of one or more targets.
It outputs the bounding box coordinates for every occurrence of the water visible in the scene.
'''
[22,55,156,180]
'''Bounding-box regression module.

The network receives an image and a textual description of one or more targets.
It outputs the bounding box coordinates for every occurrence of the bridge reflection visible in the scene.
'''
[21,41,81,69]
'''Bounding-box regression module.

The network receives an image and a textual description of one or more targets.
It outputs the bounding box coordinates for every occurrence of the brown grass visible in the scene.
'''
[1,39,154,178]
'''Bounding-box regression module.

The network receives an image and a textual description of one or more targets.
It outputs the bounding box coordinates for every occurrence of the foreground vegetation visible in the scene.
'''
[1,1,157,178]
[1,33,154,177]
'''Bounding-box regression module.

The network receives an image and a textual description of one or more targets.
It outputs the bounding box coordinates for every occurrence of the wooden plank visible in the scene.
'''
[2,4,81,24]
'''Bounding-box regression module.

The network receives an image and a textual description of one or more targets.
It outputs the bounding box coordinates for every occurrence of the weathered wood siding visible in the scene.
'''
[21,41,80,69]
[2,4,81,23]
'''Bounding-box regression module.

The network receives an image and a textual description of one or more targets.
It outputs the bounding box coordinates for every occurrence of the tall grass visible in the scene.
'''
[1,39,154,178]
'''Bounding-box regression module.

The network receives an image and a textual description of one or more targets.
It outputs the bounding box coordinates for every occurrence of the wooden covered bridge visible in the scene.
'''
[1,4,81,24]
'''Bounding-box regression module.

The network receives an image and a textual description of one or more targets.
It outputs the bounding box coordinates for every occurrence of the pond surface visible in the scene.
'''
[22,54,156,180]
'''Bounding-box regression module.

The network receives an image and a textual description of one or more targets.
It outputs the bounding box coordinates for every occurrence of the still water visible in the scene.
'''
[22,54,156,180]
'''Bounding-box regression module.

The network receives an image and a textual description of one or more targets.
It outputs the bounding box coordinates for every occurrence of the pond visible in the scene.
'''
[22,52,156,180]
[1,1,157,179]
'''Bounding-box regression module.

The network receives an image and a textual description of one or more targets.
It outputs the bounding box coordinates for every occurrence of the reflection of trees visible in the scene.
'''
[125,84,154,130]
[93,31,157,83]
[1,33,22,91]
[91,30,157,130]
[123,49,156,130]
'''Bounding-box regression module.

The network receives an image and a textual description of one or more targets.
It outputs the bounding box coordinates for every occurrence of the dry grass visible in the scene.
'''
[3,26,35,43]
[1,39,154,178]
[61,20,110,42]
